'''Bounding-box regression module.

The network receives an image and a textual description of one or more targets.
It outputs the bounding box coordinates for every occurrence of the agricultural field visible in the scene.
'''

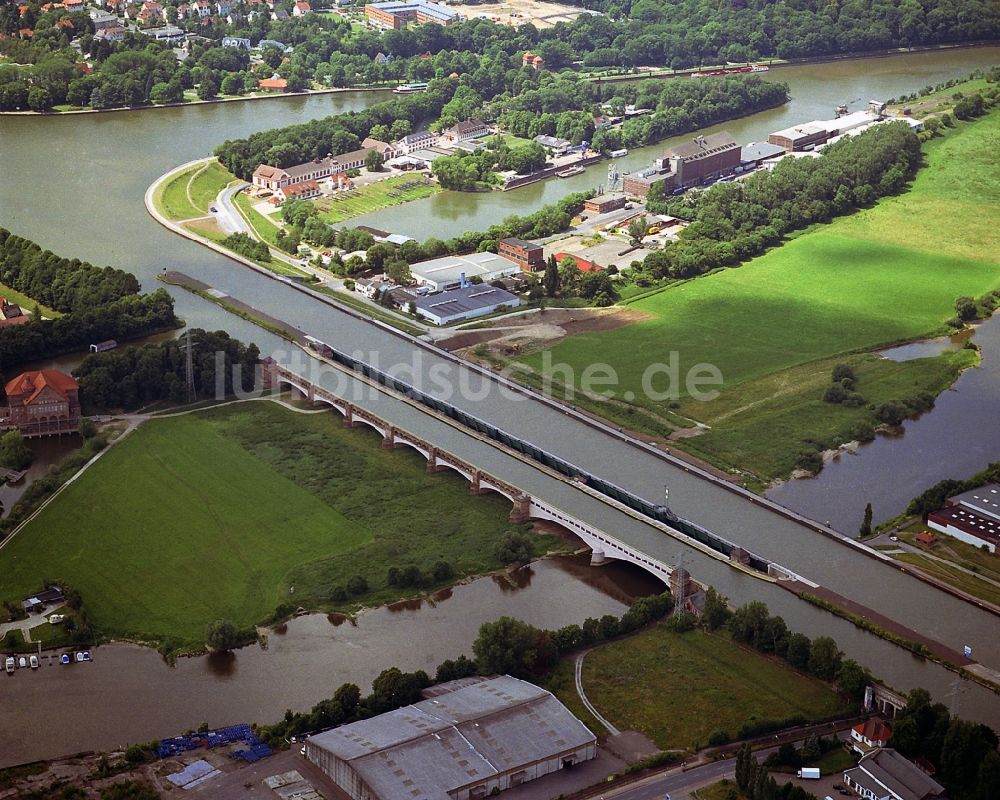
[517,110,1000,481]
[313,174,439,223]
[0,402,561,648]
[553,627,848,750]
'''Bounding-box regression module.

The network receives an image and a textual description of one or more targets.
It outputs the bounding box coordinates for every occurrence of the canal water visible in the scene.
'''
[0,557,652,767]
[2,47,1000,758]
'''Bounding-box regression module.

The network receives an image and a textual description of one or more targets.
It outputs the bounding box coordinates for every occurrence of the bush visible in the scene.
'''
[346,575,368,596]
[832,363,855,383]
[431,561,454,582]
[495,530,534,564]
[707,729,731,747]
[823,383,848,404]
[329,585,347,602]
[666,611,697,632]
[875,401,909,426]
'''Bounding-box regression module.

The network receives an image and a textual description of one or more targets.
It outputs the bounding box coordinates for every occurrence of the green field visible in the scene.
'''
[313,175,439,223]
[156,160,235,221]
[519,110,1000,480]
[0,402,561,647]
[234,191,282,246]
[554,627,849,750]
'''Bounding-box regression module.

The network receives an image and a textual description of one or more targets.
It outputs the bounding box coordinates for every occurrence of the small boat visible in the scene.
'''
[556,165,585,178]
[17,656,26,669]
[609,149,628,158]
[4,656,13,674]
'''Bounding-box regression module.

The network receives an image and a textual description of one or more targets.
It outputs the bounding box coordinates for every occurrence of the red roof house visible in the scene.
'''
[2,370,82,437]
[258,77,288,91]
[850,719,892,754]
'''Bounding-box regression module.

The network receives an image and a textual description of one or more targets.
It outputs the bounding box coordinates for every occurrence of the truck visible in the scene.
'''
[797,768,821,780]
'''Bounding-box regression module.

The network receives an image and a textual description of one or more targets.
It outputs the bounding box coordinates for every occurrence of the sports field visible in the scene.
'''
[553,628,848,750]
[0,402,558,647]
[314,175,439,223]
[519,110,1000,478]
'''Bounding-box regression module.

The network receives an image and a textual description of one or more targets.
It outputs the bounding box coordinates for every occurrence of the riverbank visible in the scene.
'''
[0,84,394,117]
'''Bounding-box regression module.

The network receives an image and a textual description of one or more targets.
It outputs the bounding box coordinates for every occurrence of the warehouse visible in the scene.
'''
[409,252,520,291]
[407,284,521,325]
[304,676,596,800]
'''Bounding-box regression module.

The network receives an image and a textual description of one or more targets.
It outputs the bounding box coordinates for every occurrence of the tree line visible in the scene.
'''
[0,229,179,369]
[644,121,923,280]
[73,329,260,411]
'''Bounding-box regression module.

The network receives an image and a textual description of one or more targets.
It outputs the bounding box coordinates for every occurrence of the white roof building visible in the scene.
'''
[304,676,596,800]
[409,251,520,291]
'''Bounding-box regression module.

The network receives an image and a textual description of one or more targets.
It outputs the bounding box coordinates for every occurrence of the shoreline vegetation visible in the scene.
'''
[0,400,572,654]
[2,40,998,117]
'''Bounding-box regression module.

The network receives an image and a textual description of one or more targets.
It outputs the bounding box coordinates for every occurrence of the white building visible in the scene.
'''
[440,119,490,144]
[410,284,521,325]
[304,676,596,800]
[843,748,945,800]
[928,484,1000,553]
[409,251,520,291]
[394,129,437,154]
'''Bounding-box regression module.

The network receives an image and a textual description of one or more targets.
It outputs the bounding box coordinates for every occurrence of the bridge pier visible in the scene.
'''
[382,426,400,449]
[342,403,356,428]
[426,448,448,473]
[509,495,530,524]
[590,549,608,566]
[468,472,485,496]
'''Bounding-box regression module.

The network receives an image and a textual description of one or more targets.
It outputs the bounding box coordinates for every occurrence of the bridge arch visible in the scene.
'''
[392,437,431,460]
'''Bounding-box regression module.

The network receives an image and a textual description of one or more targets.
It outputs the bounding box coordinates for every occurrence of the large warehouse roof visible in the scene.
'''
[409,252,520,289]
[306,676,595,800]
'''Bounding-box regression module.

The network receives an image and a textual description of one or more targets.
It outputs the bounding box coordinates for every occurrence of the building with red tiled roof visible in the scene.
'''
[258,76,288,91]
[2,370,82,438]
[851,719,892,755]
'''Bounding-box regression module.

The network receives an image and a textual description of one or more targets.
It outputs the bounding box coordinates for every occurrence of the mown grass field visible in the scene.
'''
[519,110,1000,480]
[554,627,848,750]
[314,174,439,223]
[156,160,235,221]
[0,402,560,647]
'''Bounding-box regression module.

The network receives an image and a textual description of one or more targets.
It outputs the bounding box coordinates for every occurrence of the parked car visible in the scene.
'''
[29,655,39,669]
[889,535,899,541]
[4,656,14,673]
[18,656,27,669]
[60,654,71,665]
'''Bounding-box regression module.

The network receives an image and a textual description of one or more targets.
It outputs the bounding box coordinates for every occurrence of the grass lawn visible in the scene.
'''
[0,281,62,319]
[554,627,849,750]
[517,110,1000,480]
[313,174,439,224]
[0,402,561,648]
[696,780,744,800]
[188,161,236,214]
[234,191,282,247]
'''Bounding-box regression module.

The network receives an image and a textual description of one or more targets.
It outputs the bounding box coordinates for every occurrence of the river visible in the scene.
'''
[2,47,1000,759]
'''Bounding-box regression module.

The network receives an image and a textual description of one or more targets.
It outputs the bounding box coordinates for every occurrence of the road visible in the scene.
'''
[213,183,252,237]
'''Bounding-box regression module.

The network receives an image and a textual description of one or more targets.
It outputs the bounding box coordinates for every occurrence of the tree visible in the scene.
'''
[728,600,769,644]
[205,619,241,651]
[369,667,427,713]
[196,74,219,100]
[860,502,873,537]
[385,259,412,285]
[836,658,871,702]
[495,531,533,564]
[702,587,731,630]
[346,575,368,595]
[807,635,841,680]
[472,616,556,677]
[543,254,560,297]
[78,418,97,439]
[558,256,581,294]
[786,632,811,670]
[365,149,384,172]
[0,430,33,471]
[628,215,649,244]
[27,86,53,112]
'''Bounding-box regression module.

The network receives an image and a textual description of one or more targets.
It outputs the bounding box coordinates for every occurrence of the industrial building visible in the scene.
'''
[584,193,626,214]
[364,0,460,29]
[407,284,521,325]
[304,676,596,800]
[624,132,740,198]
[498,237,544,271]
[409,252,520,291]
[843,748,945,800]
[928,484,1000,553]
[768,108,886,152]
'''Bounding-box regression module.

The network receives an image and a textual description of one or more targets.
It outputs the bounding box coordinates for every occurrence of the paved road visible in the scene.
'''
[213,183,253,237]
[575,650,620,736]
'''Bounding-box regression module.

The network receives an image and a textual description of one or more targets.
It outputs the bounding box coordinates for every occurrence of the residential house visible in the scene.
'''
[89,8,120,29]
[440,119,490,144]
[851,720,892,755]
[521,50,543,69]
[361,137,398,160]
[374,51,389,64]
[533,134,571,155]
[94,23,126,39]
[270,7,288,19]
[394,129,436,154]
[215,0,232,14]
[593,114,614,130]
[292,0,310,15]
[0,297,30,329]
[175,2,189,18]
[222,35,251,48]
[62,0,84,12]
[192,0,211,16]
[257,75,288,91]
[843,748,946,800]
[276,180,321,202]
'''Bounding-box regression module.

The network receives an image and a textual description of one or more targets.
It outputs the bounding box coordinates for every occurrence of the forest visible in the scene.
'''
[2,0,998,111]
[641,121,924,279]
[0,229,179,368]
[73,329,261,410]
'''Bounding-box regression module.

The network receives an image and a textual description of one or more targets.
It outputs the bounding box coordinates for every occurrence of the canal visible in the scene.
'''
[1,47,1000,759]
